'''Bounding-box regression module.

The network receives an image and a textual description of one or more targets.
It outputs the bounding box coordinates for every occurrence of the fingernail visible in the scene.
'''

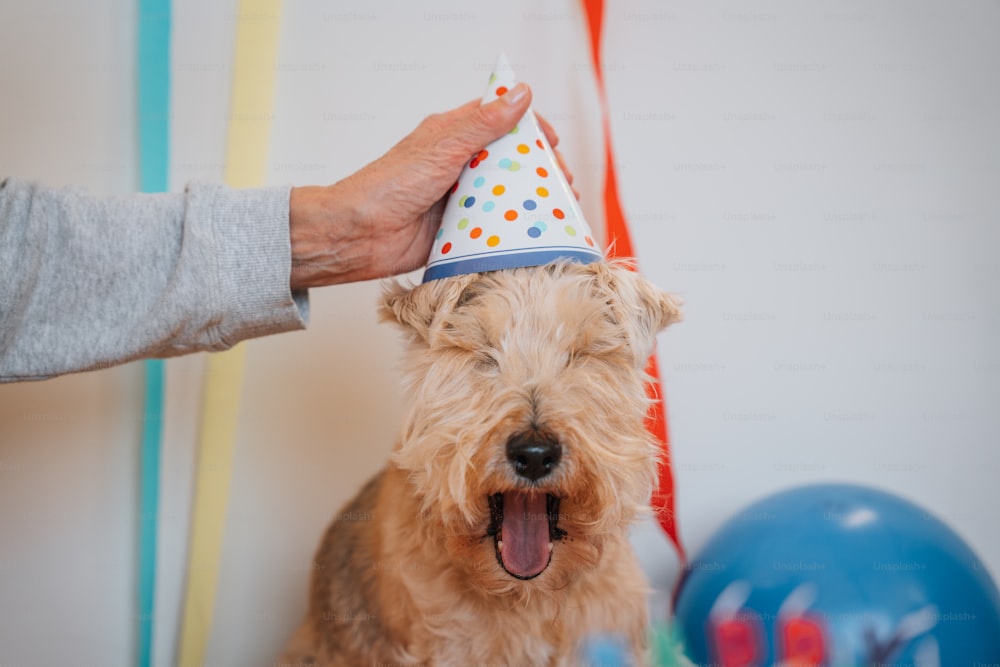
[502,82,528,106]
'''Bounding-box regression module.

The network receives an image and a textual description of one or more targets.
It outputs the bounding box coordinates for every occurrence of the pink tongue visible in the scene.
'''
[501,491,551,578]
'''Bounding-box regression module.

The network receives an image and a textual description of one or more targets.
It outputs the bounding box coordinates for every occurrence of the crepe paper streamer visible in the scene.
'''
[138,358,164,667]
[580,0,684,560]
[177,346,247,666]
[138,0,171,195]
[176,2,282,665]
[136,0,171,665]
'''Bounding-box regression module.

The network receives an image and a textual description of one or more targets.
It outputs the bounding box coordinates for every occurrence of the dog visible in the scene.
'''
[279,259,682,666]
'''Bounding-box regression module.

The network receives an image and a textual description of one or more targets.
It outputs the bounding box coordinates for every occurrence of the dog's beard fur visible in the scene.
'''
[282,260,681,666]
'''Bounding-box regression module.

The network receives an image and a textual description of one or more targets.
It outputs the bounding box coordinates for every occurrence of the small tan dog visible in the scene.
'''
[280,260,681,666]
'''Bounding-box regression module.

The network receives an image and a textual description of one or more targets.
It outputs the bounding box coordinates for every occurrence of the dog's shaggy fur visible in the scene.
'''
[279,260,681,666]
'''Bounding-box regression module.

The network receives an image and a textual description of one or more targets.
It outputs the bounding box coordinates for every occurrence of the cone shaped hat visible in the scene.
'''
[422,54,603,282]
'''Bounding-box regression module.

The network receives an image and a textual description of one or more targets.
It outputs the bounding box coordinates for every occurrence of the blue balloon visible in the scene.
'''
[673,484,1000,666]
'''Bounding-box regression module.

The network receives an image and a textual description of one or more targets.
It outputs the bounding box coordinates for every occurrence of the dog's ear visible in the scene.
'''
[379,275,480,344]
[592,262,683,365]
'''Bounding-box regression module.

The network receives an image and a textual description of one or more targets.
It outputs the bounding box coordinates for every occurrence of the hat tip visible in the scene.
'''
[486,52,518,100]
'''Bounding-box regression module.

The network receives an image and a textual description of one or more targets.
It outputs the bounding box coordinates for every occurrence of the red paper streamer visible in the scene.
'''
[581,0,684,560]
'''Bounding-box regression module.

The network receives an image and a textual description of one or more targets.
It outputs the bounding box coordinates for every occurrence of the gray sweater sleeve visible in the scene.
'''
[0,177,309,382]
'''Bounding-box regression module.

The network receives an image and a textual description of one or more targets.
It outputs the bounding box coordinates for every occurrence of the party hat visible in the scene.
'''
[422,53,603,282]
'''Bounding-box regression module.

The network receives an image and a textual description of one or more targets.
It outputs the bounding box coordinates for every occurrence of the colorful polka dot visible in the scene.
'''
[470,150,487,168]
[508,125,519,134]
[436,228,444,239]
[432,87,603,267]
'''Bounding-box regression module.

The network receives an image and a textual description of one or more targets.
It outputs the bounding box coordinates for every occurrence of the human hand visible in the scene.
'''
[288,83,574,288]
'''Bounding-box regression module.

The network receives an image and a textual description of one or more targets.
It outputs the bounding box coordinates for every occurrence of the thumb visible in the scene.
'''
[456,82,532,154]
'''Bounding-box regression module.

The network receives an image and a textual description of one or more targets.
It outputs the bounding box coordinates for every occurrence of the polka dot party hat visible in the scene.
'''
[422,53,603,282]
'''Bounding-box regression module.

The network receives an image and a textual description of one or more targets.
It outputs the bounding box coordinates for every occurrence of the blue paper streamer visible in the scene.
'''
[138,359,163,667]
[139,0,171,194]
[137,1,170,665]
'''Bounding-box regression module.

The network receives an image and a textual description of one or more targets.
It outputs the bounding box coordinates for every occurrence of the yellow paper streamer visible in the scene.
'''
[177,1,282,664]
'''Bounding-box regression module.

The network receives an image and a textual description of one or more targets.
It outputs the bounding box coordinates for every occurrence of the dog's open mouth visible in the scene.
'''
[486,492,565,580]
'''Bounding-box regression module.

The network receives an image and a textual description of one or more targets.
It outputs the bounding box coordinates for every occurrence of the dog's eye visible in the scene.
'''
[475,353,499,372]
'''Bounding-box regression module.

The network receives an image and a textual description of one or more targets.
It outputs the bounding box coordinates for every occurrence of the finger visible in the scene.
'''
[439,98,482,122]
[553,148,574,185]
[535,113,560,148]
[454,83,532,155]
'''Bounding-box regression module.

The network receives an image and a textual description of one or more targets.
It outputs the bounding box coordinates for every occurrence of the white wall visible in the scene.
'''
[1,1,998,665]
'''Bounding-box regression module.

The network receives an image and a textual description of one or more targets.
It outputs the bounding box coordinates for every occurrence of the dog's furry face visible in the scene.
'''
[380,260,681,600]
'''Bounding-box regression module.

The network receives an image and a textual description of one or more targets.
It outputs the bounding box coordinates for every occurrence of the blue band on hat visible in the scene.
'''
[422,247,603,282]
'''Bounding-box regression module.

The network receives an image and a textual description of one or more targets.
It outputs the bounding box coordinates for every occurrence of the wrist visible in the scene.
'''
[288,183,373,289]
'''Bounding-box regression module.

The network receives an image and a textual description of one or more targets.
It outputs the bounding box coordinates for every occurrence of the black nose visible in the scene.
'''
[506,430,562,481]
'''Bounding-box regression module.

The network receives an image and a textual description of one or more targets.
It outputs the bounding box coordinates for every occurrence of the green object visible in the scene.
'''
[649,622,695,667]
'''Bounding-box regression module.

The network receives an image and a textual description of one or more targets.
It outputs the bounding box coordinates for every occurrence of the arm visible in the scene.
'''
[285,83,571,288]
[0,82,565,381]
[0,178,308,381]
